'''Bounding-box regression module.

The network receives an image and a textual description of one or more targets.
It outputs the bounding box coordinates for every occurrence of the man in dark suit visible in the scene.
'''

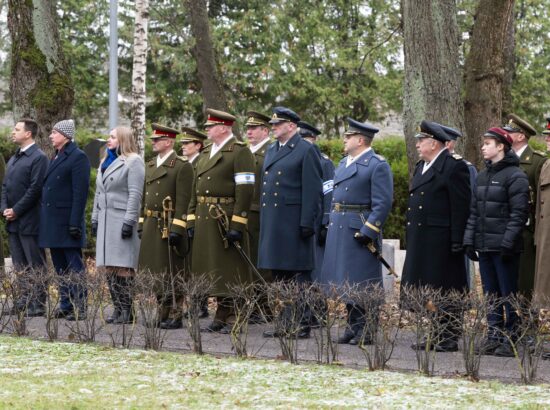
[2,119,48,316]
[258,106,323,338]
[401,120,471,352]
[38,119,91,321]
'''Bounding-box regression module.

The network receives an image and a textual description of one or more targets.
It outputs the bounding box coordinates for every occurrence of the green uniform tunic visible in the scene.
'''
[138,152,194,296]
[187,137,255,296]
[518,145,547,297]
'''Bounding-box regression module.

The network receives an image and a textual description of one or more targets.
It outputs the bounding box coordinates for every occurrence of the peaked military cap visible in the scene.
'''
[439,124,463,141]
[245,111,271,127]
[344,118,379,139]
[503,113,537,137]
[180,126,207,143]
[151,123,178,139]
[298,121,321,138]
[484,127,513,148]
[415,120,449,143]
[542,117,550,135]
[269,106,300,124]
[204,108,236,127]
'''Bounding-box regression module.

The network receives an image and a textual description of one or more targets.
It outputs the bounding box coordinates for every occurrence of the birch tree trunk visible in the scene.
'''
[8,0,74,156]
[401,0,464,178]
[130,0,149,158]
[463,0,515,168]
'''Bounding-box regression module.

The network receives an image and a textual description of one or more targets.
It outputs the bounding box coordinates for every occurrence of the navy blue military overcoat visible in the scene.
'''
[258,133,322,271]
[38,141,91,249]
[319,149,393,286]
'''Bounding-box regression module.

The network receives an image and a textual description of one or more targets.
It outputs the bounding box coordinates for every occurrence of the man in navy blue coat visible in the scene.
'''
[259,107,323,338]
[298,121,335,282]
[2,119,48,316]
[38,119,91,321]
[320,118,393,345]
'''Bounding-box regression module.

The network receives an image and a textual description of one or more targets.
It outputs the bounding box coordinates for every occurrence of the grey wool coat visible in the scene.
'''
[92,154,145,269]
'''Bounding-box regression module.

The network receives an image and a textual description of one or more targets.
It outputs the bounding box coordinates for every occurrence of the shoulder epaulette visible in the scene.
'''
[175,155,188,163]
[374,154,386,162]
[233,140,246,146]
[533,150,547,157]
[452,153,463,160]
[321,153,330,160]
[147,159,155,166]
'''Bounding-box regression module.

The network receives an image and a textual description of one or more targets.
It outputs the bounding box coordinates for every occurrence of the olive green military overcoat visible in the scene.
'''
[187,138,255,296]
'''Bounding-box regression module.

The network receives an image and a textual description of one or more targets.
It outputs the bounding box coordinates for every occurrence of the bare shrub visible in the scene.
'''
[352,283,401,371]
[43,269,61,341]
[178,273,215,354]
[227,282,261,358]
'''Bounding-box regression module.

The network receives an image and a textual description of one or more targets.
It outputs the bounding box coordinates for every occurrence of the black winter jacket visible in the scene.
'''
[463,150,529,252]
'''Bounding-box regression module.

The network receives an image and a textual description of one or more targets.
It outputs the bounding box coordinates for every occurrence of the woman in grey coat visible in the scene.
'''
[92,126,145,324]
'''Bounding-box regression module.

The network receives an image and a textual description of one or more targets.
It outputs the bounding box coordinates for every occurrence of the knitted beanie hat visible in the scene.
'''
[53,119,75,139]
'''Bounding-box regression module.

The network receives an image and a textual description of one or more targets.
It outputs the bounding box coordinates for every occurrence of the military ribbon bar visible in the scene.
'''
[234,172,255,185]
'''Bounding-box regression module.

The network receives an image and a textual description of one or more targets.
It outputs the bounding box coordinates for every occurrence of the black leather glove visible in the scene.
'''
[300,226,315,239]
[69,226,82,240]
[354,232,373,246]
[187,227,195,239]
[318,226,328,246]
[451,242,464,254]
[169,232,182,247]
[464,245,479,261]
[91,221,98,237]
[500,247,515,263]
[121,223,133,239]
[225,229,243,244]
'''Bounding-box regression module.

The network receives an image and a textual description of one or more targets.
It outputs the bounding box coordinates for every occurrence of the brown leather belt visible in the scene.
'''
[144,209,162,218]
[332,203,371,212]
[198,196,235,204]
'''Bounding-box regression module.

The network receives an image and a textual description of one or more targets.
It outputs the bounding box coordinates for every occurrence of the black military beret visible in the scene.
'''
[503,113,537,137]
[344,118,379,139]
[298,121,321,138]
[415,120,449,143]
[269,106,300,124]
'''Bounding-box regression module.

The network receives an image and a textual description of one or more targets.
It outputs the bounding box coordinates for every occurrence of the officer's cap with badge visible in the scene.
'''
[503,113,537,138]
[484,127,513,148]
[245,111,271,128]
[439,124,462,141]
[542,117,550,136]
[298,121,321,138]
[151,123,179,139]
[344,118,379,139]
[180,126,207,144]
[269,106,301,124]
[204,108,236,127]
[414,120,450,143]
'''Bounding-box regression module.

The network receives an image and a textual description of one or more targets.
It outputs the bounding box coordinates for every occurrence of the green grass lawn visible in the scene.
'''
[0,335,549,409]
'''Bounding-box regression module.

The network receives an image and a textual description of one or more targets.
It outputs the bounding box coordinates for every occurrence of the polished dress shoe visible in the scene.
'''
[160,318,183,330]
[105,309,121,324]
[263,328,281,338]
[113,309,135,325]
[411,338,458,352]
[66,310,87,321]
[183,307,209,319]
[219,323,240,334]
[349,334,372,346]
[542,351,550,360]
[493,342,515,358]
[53,309,72,319]
[26,305,46,317]
[474,339,501,355]
[336,328,355,344]
[201,321,225,333]
[297,327,311,339]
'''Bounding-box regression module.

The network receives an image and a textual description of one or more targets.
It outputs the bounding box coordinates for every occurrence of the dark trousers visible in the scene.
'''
[50,248,87,312]
[8,232,47,307]
[272,269,312,326]
[479,251,520,341]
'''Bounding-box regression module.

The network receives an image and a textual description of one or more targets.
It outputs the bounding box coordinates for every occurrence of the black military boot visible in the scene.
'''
[114,276,135,325]
[105,273,121,324]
